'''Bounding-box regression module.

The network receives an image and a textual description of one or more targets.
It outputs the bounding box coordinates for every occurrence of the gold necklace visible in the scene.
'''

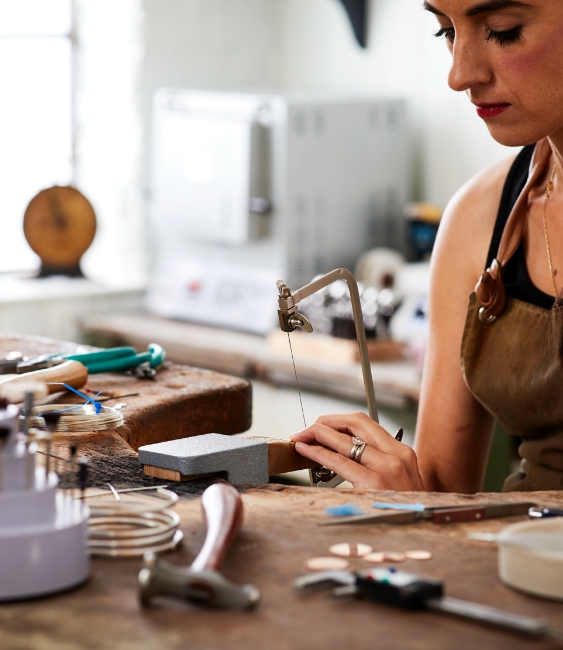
[542,166,558,298]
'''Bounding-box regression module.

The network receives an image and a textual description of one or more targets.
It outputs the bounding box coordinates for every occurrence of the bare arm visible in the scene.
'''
[415,156,515,493]
[291,156,516,493]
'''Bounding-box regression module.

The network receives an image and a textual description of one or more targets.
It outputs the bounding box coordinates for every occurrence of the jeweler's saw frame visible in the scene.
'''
[276,268,380,488]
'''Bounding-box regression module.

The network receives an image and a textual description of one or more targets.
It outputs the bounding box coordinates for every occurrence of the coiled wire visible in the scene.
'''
[25,404,124,432]
[87,487,183,557]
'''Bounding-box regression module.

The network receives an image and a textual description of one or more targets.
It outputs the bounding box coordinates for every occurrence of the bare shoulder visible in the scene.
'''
[433,155,517,285]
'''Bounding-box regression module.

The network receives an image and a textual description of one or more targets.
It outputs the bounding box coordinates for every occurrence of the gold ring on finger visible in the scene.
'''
[349,437,367,463]
[354,442,367,463]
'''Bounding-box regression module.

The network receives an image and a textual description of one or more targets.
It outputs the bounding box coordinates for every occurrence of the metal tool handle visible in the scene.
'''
[138,483,259,610]
[427,596,551,638]
[191,483,243,573]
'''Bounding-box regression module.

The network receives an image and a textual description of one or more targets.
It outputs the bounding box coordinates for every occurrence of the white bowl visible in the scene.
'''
[498,518,563,601]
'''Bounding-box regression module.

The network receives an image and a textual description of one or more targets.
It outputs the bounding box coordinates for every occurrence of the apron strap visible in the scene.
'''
[475,138,552,321]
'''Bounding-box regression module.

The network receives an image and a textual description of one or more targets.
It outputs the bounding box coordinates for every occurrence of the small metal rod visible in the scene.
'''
[45,434,52,479]
[107,483,121,501]
[290,269,379,423]
[35,449,107,477]
[95,393,140,403]
[22,392,33,437]
[25,438,34,489]
[81,485,169,499]
[23,391,34,489]
[78,457,88,500]
[0,432,9,492]
[70,444,77,499]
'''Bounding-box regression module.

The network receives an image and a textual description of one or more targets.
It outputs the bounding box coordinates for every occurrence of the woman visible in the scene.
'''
[291,0,563,493]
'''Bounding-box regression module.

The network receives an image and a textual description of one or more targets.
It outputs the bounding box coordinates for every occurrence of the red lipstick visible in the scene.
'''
[474,103,510,118]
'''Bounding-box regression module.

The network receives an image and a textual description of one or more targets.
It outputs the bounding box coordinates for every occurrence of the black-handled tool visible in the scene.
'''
[529,506,563,518]
[295,568,559,639]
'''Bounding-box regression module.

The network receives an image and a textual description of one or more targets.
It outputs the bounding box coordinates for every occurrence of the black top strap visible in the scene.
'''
[485,144,553,310]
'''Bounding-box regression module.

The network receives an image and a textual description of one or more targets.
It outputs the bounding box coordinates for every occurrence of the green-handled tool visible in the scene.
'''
[61,343,166,374]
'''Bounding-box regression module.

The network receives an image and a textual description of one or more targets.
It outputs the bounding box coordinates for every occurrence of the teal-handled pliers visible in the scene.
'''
[60,343,166,374]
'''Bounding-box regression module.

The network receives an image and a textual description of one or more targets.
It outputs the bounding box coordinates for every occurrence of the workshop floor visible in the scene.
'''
[241,380,417,485]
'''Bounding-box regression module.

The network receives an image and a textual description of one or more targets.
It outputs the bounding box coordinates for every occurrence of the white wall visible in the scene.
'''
[281,0,515,207]
[140,0,516,208]
[74,0,517,289]
[75,0,145,287]
[142,0,286,90]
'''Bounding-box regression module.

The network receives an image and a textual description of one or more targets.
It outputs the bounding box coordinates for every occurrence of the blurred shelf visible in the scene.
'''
[0,275,145,342]
[81,312,421,410]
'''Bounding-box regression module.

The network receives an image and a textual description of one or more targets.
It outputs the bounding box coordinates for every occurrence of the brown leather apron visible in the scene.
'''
[461,139,563,491]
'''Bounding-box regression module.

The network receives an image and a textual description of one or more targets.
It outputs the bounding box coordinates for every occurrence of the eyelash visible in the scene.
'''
[433,25,522,47]
[433,27,455,43]
[487,26,522,46]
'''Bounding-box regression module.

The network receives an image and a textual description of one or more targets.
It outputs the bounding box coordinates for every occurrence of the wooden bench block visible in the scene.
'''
[142,437,319,482]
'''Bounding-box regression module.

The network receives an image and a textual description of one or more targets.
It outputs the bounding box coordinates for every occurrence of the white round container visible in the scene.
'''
[498,518,563,601]
[0,493,90,601]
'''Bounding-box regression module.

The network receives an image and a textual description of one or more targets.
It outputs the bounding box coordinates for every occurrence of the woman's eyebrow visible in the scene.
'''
[423,0,531,18]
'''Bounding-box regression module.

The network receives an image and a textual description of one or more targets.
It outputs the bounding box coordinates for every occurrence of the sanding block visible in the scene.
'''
[139,433,318,484]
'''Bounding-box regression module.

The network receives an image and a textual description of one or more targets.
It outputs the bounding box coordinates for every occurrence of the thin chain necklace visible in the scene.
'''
[542,166,558,298]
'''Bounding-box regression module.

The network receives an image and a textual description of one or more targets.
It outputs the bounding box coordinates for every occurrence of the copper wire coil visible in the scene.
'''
[24,404,124,432]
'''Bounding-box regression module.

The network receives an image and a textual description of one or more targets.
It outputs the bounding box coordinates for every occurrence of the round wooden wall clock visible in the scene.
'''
[23,186,97,278]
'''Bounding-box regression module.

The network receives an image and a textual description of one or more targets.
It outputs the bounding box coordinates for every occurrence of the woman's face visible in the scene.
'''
[425,0,563,147]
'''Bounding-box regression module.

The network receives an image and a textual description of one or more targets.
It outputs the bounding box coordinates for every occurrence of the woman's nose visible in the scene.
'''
[448,34,492,93]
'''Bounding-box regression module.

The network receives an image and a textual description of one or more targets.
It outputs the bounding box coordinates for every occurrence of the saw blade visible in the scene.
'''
[287,332,306,429]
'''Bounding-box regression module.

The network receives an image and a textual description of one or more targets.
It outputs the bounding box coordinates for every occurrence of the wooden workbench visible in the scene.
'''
[0,335,252,485]
[1,486,562,650]
[1,336,562,648]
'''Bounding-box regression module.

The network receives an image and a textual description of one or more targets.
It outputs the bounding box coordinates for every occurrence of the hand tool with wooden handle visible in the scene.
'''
[138,483,261,609]
[139,433,319,484]
[320,502,538,526]
[0,360,88,399]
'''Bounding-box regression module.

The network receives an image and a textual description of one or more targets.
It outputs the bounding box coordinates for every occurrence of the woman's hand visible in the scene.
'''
[290,412,425,491]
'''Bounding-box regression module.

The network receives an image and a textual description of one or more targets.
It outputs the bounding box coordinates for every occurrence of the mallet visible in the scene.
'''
[138,482,260,609]
[139,433,319,485]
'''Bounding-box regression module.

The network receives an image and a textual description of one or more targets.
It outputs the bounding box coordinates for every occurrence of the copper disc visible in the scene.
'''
[23,185,97,267]
[364,552,386,563]
[305,557,350,572]
[404,550,433,561]
[329,543,373,558]
[382,552,405,562]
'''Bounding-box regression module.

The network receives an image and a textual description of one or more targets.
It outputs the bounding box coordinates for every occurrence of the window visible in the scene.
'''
[0,0,73,272]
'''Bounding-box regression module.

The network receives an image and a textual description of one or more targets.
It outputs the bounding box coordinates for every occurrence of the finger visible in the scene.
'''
[316,412,406,458]
[358,445,425,491]
[290,423,357,457]
[294,439,424,491]
[293,441,387,488]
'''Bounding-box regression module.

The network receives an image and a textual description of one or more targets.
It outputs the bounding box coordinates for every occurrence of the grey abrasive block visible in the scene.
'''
[138,433,269,485]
